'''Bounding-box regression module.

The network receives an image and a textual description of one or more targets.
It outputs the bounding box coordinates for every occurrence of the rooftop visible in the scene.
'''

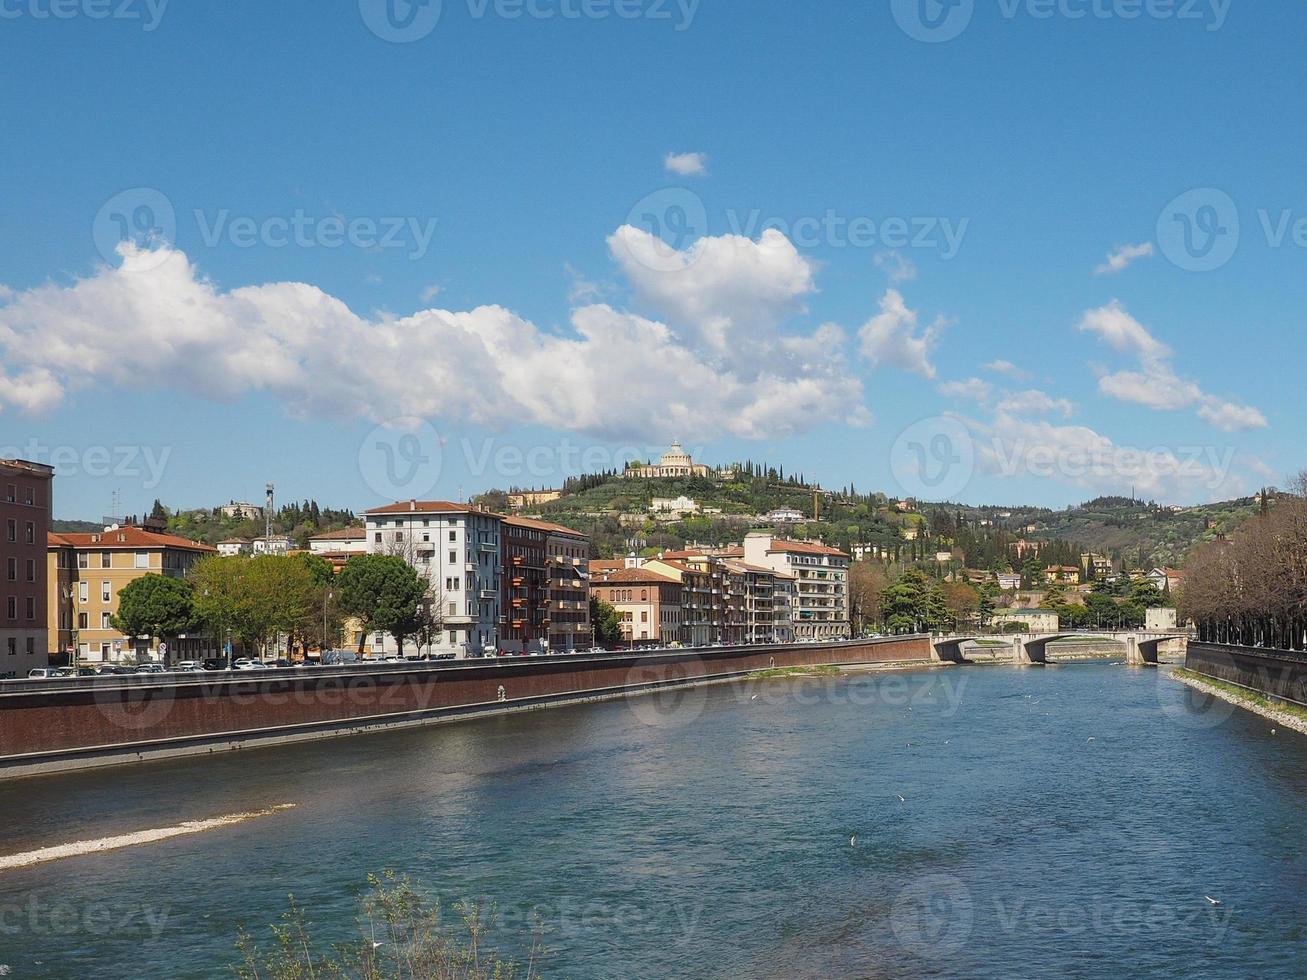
[47,526,215,553]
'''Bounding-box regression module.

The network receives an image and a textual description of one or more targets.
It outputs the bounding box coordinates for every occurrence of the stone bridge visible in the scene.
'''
[931,631,1189,667]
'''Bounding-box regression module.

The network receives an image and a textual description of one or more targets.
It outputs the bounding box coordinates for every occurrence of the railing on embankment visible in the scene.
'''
[0,635,931,778]
[1185,642,1307,706]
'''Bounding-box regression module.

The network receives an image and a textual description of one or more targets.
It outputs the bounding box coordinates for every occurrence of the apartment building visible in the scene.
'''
[364,500,502,657]
[642,557,714,647]
[46,524,215,664]
[500,516,549,655]
[308,527,368,555]
[2,460,54,677]
[743,533,850,640]
[544,522,591,653]
[590,567,682,646]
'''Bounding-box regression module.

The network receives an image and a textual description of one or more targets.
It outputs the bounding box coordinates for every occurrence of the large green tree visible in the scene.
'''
[337,554,428,655]
[880,568,950,634]
[109,575,196,666]
[590,596,622,648]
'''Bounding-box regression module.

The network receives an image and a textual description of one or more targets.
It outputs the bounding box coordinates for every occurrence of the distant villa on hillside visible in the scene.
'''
[625,442,728,480]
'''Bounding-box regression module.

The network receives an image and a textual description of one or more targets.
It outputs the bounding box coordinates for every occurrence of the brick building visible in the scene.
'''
[2,460,54,677]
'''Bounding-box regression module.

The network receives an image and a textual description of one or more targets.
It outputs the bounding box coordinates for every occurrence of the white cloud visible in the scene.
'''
[564,263,603,304]
[0,241,868,442]
[857,290,943,379]
[609,225,815,359]
[966,410,1246,502]
[1078,301,1266,432]
[664,151,708,177]
[1197,399,1269,433]
[420,284,442,303]
[874,250,917,284]
[995,389,1074,417]
[1094,242,1155,276]
[937,377,992,403]
[982,359,1030,381]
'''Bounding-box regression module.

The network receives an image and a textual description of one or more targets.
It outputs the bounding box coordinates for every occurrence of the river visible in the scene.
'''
[1,662,1305,978]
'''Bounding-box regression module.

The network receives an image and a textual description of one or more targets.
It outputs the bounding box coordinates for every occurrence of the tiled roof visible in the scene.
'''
[365,500,479,516]
[767,539,848,558]
[308,527,366,541]
[47,531,74,547]
[49,526,215,552]
[593,567,679,585]
[502,515,588,537]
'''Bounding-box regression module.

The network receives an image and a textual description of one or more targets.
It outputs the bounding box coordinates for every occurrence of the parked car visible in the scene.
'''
[175,661,203,671]
[136,663,166,674]
[27,668,64,679]
[320,650,359,665]
[233,658,267,670]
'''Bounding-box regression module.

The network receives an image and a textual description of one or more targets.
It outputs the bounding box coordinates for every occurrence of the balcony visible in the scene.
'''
[480,589,498,600]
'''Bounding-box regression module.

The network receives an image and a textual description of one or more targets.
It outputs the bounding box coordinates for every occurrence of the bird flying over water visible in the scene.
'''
[1205,896,1222,906]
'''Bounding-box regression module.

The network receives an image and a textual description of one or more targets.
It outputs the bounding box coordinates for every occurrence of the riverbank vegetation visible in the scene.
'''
[235,872,542,980]
[1173,668,1307,730]
[1182,478,1307,650]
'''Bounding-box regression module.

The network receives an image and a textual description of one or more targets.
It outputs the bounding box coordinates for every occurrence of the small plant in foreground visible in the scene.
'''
[234,872,543,980]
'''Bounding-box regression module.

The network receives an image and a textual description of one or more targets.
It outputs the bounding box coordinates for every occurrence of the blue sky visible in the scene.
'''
[2,0,1303,520]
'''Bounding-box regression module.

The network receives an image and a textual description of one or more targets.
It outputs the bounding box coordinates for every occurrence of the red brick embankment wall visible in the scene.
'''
[0,636,930,776]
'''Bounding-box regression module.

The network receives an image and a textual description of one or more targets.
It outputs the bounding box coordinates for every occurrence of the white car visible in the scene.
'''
[27,668,65,679]
[233,658,267,670]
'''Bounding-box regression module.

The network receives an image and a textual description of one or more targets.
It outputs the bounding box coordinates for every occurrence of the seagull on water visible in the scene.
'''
[896,794,906,803]
[850,835,857,847]
[1205,896,1222,906]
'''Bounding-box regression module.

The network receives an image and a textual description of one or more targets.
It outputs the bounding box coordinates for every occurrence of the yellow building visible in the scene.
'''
[47,525,215,665]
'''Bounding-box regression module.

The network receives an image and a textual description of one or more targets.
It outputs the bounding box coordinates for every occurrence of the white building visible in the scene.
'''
[252,535,292,556]
[742,532,850,640]
[308,527,367,555]
[651,496,700,516]
[1146,607,1179,632]
[217,538,250,557]
[996,572,1022,591]
[765,506,805,524]
[220,501,264,520]
[364,500,502,658]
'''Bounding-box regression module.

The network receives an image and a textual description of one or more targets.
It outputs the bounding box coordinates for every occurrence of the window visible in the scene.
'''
[100,643,110,659]
[448,602,456,616]
[449,551,456,564]
[5,558,14,581]
[25,522,34,544]
[102,582,112,603]
[3,484,12,502]
[79,582,88,603]
[25,638,34,656]
[5,638,13,656]
[374,532,382,543]
[23,486,33,505]
[101,612,111,628]
[135,552,149,569]
[5,597,14,619]
[100,551,110,568]
[25,559,34,582]
[449,531,456,541]
[5,519,13,542]
[78,612,88,630]
[78,552,89,569]
[25,597,34,620]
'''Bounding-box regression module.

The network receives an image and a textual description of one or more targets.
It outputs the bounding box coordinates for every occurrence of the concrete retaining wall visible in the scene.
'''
[1184,642,1307,706]
[0,636,930,778]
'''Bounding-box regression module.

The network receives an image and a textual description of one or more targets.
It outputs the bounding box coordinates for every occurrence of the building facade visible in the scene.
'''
[308,527,367,555]
[624,442,713,480]
[2,460,54,677]
[544,523,591,652]
[501,516,550,655]
[590,567,682,646]
[364,501,503,658]
[46,524,215,665]
[743,533,850,640]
